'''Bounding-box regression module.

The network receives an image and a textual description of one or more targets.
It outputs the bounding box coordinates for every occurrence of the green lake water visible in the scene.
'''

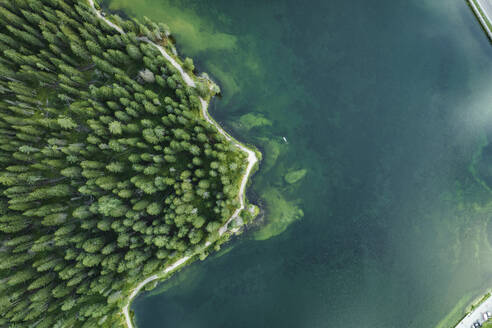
[105,0,492,327]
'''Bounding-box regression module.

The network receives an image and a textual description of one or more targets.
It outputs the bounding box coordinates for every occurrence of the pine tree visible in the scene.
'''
[0,1,251,327]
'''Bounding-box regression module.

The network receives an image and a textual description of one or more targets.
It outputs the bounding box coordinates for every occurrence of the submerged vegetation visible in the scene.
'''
[254,188,303,241]
[229,112,306,240]
[0,0,252,326]
[284,169,307,185]
[106,0,307,242]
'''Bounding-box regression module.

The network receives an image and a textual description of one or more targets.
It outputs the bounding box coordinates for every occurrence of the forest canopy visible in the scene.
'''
[0,0,249,326]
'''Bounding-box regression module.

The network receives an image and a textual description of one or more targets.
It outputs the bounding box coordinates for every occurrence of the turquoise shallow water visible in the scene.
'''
[106,0,492,327]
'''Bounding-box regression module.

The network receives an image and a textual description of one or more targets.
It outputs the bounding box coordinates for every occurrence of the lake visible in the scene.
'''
[105,0,492,327]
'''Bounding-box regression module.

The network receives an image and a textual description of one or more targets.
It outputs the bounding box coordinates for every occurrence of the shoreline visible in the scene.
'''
[452,2,492,327]
[468,0,492,41]
[87,1,260,327]
[454,291,492,328]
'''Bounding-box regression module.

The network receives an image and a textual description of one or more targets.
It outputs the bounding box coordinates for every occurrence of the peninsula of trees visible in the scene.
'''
[0,0,255,326]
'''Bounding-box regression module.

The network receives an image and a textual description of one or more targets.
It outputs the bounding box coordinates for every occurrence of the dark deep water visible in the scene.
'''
[107,0,492,327]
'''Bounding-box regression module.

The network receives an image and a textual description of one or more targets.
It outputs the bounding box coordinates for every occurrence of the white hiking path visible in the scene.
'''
[87,1,258,327]
[468,0,492,40]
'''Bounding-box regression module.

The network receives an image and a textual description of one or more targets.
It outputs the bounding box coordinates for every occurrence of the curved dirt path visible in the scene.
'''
[87,1,258,327]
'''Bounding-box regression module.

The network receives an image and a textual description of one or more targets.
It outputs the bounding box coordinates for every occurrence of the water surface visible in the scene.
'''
[106,0,492,327]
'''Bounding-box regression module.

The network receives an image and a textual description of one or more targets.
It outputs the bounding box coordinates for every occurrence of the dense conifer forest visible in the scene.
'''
[0,0,250,326]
